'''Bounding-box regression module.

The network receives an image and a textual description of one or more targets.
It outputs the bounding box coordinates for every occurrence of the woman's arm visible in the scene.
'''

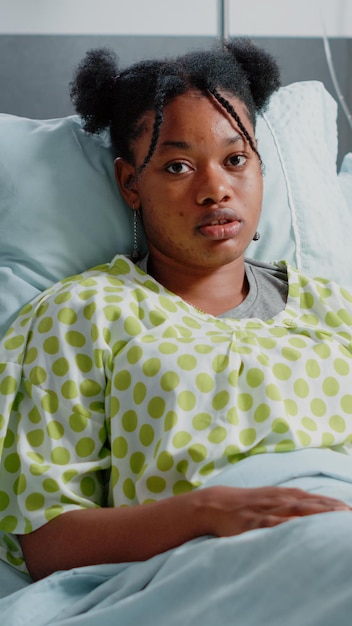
[19,484,350,580]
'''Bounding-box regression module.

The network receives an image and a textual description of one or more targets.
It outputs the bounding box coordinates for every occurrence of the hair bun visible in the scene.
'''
[70,48,120,133]
[225,39,281,111]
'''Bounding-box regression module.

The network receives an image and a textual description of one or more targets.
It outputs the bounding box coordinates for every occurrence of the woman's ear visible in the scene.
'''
[114,158,141,208]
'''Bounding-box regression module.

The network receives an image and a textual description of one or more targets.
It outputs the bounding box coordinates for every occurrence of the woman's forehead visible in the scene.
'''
[138,91,252,137]
[130,89,256,169]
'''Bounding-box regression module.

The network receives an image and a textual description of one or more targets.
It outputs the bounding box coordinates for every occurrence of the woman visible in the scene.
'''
[1,40,352,603]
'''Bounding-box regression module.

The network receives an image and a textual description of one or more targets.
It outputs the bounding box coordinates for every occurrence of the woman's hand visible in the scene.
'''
[19,484,351,580]
[197,485,351,537]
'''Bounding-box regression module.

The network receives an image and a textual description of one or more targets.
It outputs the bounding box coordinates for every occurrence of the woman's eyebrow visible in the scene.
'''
[225,134,244,146]
[159,140,191,151]
[159,134,244,152]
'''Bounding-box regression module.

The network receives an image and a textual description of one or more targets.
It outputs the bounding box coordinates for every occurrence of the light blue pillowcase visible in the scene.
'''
[0,114,147,338]
[0,81,351,338]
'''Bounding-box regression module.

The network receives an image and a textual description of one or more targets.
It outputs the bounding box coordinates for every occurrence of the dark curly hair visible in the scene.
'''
[70,39,280,170]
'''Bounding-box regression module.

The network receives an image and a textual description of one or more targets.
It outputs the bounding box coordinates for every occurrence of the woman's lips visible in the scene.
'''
[197,209,242,240]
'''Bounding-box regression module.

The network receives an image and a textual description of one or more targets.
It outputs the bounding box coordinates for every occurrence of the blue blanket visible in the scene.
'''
[2,448,352,626]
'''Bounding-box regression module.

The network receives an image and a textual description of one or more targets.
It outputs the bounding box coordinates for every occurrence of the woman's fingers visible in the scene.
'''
[243,487,351,513]
[269,499,350,518]
[202,485,352,537]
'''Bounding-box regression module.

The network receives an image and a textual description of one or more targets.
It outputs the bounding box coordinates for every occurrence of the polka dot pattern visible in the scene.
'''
[2,257,352,572]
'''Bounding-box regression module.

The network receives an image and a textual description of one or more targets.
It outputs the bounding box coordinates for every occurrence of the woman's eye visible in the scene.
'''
[228,155,247,167]
[165,162,190,174]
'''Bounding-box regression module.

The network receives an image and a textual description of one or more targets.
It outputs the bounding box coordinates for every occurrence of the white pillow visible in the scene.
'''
[339,152,352,212]
[0,81,350,339]
[248,80,351,286]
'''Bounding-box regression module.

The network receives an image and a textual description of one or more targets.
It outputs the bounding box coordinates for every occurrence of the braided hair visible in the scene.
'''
[70,39,280,169]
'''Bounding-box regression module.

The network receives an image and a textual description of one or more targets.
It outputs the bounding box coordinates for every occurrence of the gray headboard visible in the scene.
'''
[1,35,351,162]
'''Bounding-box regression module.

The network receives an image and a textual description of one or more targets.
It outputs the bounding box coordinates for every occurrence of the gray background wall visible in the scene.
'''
[0,35,351,162]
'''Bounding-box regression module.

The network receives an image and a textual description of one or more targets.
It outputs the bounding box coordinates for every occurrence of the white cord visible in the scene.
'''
[319,3,352,133]
[261,112,303,272]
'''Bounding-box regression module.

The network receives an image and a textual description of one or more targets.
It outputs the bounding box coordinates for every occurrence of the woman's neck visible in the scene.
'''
[147,255,248,316]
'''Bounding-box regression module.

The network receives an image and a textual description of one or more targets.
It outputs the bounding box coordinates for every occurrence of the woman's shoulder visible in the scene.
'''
[32,255,143,305]
[248,259,352,322]
[1,256,145,347]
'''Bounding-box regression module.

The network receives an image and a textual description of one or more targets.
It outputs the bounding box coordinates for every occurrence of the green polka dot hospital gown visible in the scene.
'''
[1,255,352,572]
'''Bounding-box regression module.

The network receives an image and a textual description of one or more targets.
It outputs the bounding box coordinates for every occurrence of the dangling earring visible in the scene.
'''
[253,231,260,241]
[130,206,140,261]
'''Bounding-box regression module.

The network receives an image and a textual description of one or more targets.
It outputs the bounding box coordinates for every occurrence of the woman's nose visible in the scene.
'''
[195,165,232,205]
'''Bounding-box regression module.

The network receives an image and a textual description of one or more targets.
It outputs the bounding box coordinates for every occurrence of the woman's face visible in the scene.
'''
[116,90,263,272]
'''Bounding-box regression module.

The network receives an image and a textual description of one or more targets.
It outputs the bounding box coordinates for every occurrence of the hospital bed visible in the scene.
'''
[0,5,352,623]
